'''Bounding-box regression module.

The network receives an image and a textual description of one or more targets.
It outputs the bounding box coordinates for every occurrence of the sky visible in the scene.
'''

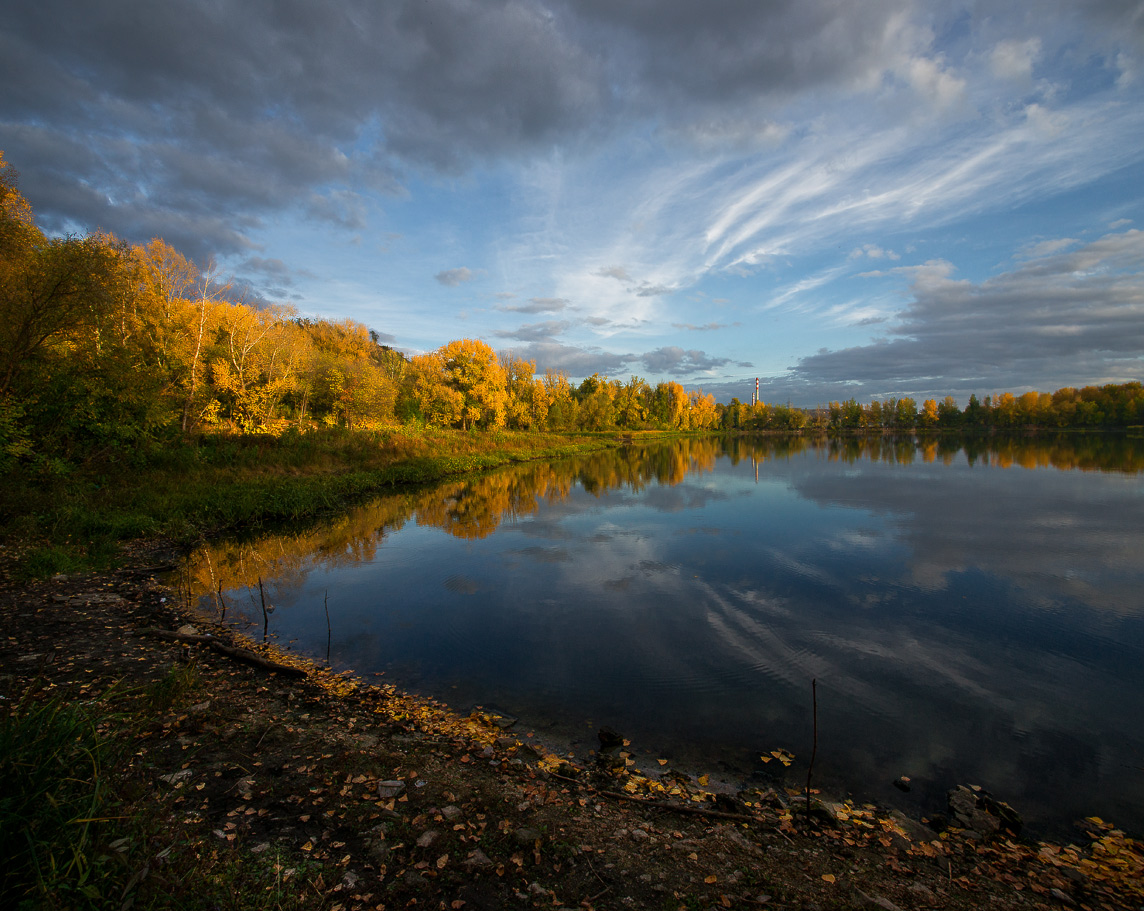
[3,0,1143,405]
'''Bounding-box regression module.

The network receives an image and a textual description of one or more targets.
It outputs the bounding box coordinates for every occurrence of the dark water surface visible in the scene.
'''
[186,434,1144,837]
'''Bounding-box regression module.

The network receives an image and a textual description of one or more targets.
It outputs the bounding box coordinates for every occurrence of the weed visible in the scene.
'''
[0,689,115,907]
[145,663,201,713]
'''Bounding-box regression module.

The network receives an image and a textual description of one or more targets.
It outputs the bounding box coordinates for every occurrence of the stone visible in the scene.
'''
[947,785,1021,839]
[416,830,440,848]
[463,848,494,870]
[630,828,650,842]
[377,779,406,799]
[888,811,936,845]
[177,624,199,636]
[892,776,911,792]
[597,726,624,750]
[442,805,463,820]
[369,840,391,863]
[854,889,903,911]
[514,827,542,846]
[403,871,427,887]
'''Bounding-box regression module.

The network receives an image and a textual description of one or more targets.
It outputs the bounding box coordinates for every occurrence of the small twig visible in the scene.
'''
[217,580,227,623]
[324,589,331,665]
[258,577,268,641]
[805,677,818,830]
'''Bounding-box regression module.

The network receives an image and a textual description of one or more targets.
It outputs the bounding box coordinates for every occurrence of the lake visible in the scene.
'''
[184,434,1144,837]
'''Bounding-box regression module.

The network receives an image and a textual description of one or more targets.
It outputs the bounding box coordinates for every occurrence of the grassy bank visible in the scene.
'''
[1,426,620,578]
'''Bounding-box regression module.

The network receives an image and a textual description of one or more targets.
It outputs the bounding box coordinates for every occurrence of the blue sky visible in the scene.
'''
[3,0,1143,404]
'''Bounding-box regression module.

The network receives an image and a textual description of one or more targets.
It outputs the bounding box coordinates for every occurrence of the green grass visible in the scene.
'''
[0,689,117,908]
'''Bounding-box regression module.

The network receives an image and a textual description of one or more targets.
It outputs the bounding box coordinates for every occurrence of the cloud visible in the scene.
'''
[499,297,570,313]
[596,265,632,281]
[495,320,571,342]
[435,267,475,286]
[777,228,1144,399]
[640,346,734,375]
[849,244,900,261]
[634,282,675,298]
[672,322,728,331]
[990,38,1042,83]
[498,341,634,378]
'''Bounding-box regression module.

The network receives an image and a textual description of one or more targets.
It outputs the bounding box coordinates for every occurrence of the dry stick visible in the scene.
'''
[805,677,818,830]
[217,580,227,623]
[324,590,331,665]
[258,577,268,641]
[136,628,306,676]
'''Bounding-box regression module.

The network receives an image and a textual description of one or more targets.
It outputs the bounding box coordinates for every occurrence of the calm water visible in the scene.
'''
[186,435,1144,837]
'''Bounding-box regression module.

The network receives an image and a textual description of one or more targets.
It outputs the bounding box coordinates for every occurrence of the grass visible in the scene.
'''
[0,669,331,911]
[0,688,116,908]
[1,426,620,578]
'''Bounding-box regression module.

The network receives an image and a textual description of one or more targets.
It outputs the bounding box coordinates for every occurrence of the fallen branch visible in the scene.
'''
[136,628,307,677]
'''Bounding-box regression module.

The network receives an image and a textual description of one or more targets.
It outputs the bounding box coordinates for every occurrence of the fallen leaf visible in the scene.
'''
[821,874,836,884]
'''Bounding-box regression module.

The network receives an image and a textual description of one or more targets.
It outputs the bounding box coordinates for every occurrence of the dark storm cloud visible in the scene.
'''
[7,0,1140,271]
[0,0,980,260]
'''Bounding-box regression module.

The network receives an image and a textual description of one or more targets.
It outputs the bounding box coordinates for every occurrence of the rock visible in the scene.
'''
[416,830,440,848]
[403,871,428,887]
[630,828,650,843]
[480,745,495,759]
[377,779,407,799]
[892,776,911,792]
[368,840,391,863]
[177,624,199,636]
[51,573,68,582]
[490,713,517,730]
[947,785,1021,839]
[597,726,624,750]
[442,805,463,821]
[514,827,542,846]
[1049,887,1076,906]
[888,811,936,845]
[463,848,494,870]
[855,889,903,911]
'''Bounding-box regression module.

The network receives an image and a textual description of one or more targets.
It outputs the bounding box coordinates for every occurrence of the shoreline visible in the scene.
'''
[3,542,1142,910]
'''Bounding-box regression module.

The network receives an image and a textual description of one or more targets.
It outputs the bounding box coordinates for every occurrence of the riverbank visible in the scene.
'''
[2,428,628,581]
[3,544,1142,911]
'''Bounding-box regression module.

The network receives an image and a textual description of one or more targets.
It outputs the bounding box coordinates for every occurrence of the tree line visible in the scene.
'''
[1,153,726,470]
[3,150,1141,472]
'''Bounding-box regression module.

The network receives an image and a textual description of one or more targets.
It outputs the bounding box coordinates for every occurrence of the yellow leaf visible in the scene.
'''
[658,759,668,766]
[705,875,718,884]
[821,874,836,884]
[698,775,709,786]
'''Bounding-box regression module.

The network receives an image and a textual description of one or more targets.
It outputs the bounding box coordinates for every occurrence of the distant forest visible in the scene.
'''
[3,151,1141,471]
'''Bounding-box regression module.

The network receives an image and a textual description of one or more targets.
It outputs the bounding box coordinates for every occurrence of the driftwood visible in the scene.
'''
[136,628,307,677]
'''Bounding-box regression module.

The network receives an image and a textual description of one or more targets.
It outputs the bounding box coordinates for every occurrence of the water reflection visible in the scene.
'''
[185,434,1144,836]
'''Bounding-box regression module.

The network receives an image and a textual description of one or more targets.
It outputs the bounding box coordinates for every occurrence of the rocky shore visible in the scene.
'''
[2,545,1141,911]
